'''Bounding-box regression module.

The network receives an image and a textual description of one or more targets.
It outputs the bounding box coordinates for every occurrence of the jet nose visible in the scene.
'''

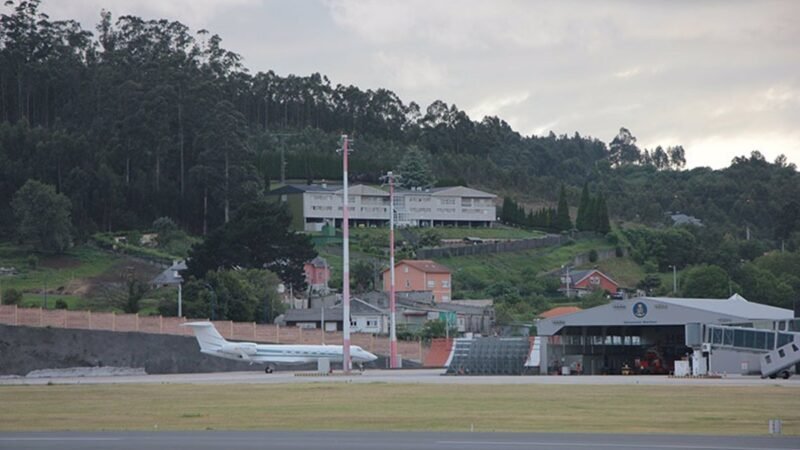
[366,351,378,362]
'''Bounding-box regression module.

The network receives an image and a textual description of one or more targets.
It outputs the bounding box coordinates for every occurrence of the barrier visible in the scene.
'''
[0,305,427,362]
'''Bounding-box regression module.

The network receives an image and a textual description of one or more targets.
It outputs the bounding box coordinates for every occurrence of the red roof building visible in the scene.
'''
[382,260,452,302]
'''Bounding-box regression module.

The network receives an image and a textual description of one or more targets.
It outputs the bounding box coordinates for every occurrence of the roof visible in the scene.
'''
[267,184,340,195]
[537,294,794,336]
[150,260,186,286]
[386,260,452,274]
[306,256,329,268]
[670,213,703,226]
[283,307,342,322]
[565,269,619,287]
[335,184,388,197]
[539,306,582,319]
[649,294,789,321]
[429,186,496,198]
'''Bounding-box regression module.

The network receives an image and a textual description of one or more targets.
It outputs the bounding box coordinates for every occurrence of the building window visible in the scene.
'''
[405,280,411,288]
[442,280,450,288]
[404,266,409,273]
[366,320,377,327]
[427,280,435,288]
[442,295,450,302]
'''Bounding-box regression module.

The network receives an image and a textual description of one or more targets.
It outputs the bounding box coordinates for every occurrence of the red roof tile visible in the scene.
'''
[538,306,582,319]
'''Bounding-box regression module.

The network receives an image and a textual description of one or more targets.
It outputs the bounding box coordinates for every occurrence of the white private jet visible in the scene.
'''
[182,322,378,373]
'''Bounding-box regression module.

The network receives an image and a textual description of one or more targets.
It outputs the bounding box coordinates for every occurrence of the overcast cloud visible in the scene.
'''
[45,0,800,168]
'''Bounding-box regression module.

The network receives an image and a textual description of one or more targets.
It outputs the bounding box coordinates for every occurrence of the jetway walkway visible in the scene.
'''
[702,324,800,378]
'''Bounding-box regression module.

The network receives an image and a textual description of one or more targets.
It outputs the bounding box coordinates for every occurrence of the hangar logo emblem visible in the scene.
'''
[633,302,648,318]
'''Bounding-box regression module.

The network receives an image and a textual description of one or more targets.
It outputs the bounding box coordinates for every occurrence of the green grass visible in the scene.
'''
[440,238,614,280]
[0,244,117,294]
[19,294,86,309]
[0,383,798,434]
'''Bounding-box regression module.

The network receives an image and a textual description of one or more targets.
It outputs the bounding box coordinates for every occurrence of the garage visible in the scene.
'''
[536,294,794,375]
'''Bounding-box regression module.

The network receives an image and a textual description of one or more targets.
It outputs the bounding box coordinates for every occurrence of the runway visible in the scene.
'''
[1,431,797,450]
[2,368,799,386]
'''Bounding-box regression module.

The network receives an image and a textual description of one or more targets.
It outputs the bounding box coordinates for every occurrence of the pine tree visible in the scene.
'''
[576,182,590,231]
[556,184,572,231]
[596,192,611,234]
[585,196,598,232]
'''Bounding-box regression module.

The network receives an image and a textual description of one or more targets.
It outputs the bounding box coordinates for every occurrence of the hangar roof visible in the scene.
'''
[648,294,789,321]
[537,294,793,336]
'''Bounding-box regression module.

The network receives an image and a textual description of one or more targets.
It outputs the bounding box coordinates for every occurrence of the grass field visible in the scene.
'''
[0,244,118,294]
[0,383,797,434]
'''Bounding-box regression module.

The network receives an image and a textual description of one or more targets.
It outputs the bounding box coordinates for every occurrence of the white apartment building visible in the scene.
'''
[269,184,497,231]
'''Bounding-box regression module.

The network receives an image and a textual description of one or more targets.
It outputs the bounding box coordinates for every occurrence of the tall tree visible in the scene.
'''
[185,200,316,291]
[576,182,590,231]
[555,184,572,231]
[11,179,72,253]
[397,146,435,189]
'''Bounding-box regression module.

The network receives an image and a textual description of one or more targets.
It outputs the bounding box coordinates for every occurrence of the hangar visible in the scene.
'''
[536,294,796,376]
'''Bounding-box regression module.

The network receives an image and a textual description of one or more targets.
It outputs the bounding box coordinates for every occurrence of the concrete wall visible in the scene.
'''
[0,324,265,376]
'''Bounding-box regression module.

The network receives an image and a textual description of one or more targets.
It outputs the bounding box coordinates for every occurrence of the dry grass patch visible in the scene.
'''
[0,383,798,435]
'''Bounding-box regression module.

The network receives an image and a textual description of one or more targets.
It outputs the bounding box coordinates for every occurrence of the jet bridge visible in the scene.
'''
[687,323,800,378]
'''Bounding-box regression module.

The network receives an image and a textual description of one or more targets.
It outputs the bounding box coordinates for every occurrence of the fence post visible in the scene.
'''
[65,309,69,328]
[136,313,139,331]
[39,307,43,327]
[87,310,91,329]
[229,321,234,338]
[299,326,303,343]
[276,324,280,344]
[419,340,423,363]
[14,305,18,326]
[112,312,116,331]
[160,315,163,333]
[253,322,256,339]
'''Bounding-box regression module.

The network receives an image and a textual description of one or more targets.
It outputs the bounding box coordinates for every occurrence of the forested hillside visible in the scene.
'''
[1,0,799,248]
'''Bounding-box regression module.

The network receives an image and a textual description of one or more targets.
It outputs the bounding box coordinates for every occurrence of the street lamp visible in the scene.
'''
[204,283,217,321]
[668,265,677,294]
[337,134,353,373]
[381,171,401,369]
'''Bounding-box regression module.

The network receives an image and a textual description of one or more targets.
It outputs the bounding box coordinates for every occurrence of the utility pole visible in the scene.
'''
[338,134,352,374]
[669,265,677,294]
[386,171,399,368]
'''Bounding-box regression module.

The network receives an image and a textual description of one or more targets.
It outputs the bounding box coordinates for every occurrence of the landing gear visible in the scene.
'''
[265,365,275,374]
[358,363,365,372]
[782,370,791,379]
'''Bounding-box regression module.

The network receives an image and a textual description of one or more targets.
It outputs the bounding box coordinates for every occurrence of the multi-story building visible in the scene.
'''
[268,183,496,231]
[382,260,452,303]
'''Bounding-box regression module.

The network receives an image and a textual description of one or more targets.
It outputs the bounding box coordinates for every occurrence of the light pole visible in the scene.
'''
[204,283,217,321]
[668,265,677,294]
[338,135,352,373]
[386,171,399,368]
[562,265,571,297]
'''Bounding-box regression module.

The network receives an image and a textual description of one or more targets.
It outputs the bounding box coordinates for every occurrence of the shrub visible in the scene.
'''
[2,288,22,305]
[54,299,68,309]
[588,249,599,263]
[615,246,625,257]
[27,254,38,270]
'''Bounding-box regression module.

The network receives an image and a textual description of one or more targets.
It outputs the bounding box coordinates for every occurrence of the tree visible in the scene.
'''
[594,192,611,234]
[397,146,435,189]
[576,182,590,231]
[608,127,641,166]
[11,179,72,253]
[555,184,572,231]
[681,265,731,299]
[185,200,316,291]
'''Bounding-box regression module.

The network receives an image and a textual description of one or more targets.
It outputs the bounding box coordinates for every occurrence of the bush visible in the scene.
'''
[588,249,598,263]
[54,299,68,309]
[27,254,38,270]
[2,288,22,305]
[606,232,619,245]
[615,246,625,257]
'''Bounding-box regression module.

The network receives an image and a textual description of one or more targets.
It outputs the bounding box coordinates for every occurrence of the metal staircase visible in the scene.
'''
[445,337,530,375]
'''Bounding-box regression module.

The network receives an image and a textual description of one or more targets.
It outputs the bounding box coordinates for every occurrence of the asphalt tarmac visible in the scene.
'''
[2,369,799,386]
[0,431,797,450]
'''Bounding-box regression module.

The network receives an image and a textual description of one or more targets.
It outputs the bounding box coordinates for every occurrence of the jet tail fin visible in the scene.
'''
[182,322,227,352]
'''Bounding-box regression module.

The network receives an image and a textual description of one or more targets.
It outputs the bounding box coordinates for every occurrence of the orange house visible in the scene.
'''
[382,260,452,303]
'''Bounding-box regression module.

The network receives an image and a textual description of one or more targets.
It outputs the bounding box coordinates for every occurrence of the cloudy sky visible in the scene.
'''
[45,0,800,168]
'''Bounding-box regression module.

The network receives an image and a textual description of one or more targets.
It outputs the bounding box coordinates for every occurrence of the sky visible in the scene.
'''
[44,0,800,169]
